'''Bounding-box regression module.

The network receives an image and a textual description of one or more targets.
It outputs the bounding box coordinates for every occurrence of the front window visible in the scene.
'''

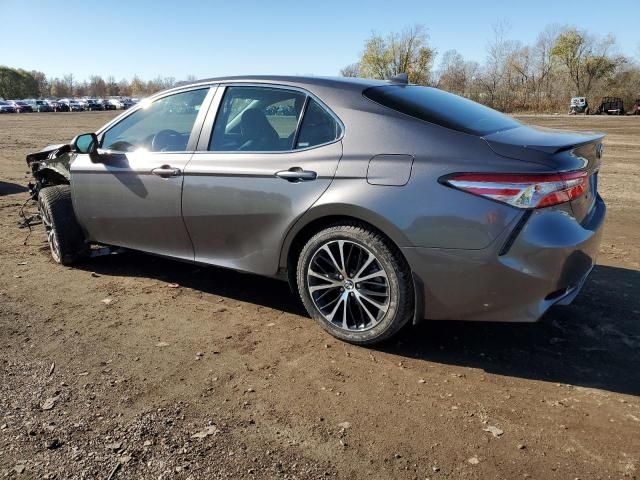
[101,88,208,152]
[209,86,306,151]
[363,85,521,136]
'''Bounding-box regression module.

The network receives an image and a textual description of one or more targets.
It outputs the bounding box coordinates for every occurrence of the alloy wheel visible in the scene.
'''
[306,240,390,332]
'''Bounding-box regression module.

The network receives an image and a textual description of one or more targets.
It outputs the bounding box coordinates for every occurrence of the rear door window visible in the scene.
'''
[209,86,306,151]
[295,99,341,149]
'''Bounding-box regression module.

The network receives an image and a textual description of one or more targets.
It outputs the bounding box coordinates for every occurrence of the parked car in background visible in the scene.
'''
[569,96,589,114]
[47,100,69,112]
[25,99,54,112]
[595,97,624,115]
[8,100,33,113]
[0,100,16,113]
[26,75,607,345]
[98,99,116,110]
[58,99,84,112]
[630,98,640,115]
[108,97,134,109]
[69,101,84,112]
[84,99,104,111]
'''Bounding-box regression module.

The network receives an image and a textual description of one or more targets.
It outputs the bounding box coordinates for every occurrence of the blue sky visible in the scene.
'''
[2,0,639,81]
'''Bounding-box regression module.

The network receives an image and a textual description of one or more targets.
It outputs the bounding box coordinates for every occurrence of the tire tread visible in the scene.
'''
[39,185,88,265]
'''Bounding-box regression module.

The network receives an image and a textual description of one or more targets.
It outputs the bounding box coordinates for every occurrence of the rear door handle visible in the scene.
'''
[151,165,181,177]
[275,167,317,182]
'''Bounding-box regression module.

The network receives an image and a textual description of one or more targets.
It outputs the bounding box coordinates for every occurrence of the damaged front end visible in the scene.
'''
[26,144,75,199]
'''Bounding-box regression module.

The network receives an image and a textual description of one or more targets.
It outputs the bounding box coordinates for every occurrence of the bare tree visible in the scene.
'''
[63,74,74,96]
[105,76,119,96]
[354,24,435,84]
[340,63,360,78]
[118,78,131,96]
[436,50,468,95]
[88,75,107,97]
[551,29,618,97]
[477,20,518,109]
[530,25,562,109]
[28,70,49,97]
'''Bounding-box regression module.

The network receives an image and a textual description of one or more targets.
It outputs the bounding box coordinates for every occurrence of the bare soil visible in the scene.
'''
[1,112,639,479]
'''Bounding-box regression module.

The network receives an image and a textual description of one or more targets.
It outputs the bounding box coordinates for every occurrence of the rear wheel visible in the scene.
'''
[296,223,414,345]
[38,185,88,265]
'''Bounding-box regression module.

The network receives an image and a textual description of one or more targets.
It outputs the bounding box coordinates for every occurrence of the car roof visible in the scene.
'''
[182,75,390,92]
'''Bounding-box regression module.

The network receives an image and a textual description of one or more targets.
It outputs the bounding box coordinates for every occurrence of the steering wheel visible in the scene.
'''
[151,129,181,152]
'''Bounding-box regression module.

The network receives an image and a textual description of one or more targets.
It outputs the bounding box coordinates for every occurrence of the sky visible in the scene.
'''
[1,0,639,82]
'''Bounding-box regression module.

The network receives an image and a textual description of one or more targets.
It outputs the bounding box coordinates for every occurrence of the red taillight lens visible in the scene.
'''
[443,171,589,209]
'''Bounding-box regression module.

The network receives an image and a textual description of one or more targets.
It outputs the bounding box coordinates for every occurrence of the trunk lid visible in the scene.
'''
[483,125,604,222]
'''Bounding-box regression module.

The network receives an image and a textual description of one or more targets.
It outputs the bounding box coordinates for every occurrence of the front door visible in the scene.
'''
[182,85,344,275]
[71,87,213,260]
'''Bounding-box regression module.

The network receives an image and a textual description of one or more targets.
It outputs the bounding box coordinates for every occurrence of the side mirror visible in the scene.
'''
[72,133,98,155]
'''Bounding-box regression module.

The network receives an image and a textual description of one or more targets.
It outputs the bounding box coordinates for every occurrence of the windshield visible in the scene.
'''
[363,85,521,136]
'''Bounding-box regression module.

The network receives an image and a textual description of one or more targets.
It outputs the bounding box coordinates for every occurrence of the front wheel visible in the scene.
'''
[296,224,414,345]
[38,185,88,265]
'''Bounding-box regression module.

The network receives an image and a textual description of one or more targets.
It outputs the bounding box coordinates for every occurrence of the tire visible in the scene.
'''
[296,223,414,345]
[38,185,88,265]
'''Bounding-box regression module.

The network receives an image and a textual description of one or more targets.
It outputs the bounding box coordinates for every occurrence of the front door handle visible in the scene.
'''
[275,167,317,182]
[151,165,181,178]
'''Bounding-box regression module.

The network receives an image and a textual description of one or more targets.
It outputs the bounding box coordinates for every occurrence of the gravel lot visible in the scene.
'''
[1,112,639,479]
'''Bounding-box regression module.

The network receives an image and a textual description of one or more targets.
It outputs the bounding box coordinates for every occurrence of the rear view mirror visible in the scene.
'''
[72,133,98,154]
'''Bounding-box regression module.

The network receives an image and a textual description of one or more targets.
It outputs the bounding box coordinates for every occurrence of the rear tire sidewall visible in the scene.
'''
[297,225,413,345]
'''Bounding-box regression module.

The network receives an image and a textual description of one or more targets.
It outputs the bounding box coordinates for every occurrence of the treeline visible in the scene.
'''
[0,66,196,99]
[3,23,639,112]
[342,24,640,112]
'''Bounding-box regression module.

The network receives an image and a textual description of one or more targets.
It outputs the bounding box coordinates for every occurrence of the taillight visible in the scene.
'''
[442,171,589,209]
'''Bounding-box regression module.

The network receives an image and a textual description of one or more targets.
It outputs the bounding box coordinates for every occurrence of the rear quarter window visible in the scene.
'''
[363,85,521,136]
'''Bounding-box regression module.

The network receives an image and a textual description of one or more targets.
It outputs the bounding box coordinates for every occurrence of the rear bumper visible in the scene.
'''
[403,196,606,322]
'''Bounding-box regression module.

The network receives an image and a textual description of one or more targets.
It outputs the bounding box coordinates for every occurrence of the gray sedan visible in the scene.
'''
[27,75,606,344]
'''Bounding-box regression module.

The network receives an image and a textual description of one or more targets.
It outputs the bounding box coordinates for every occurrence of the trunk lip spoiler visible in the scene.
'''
[483,125,605,155]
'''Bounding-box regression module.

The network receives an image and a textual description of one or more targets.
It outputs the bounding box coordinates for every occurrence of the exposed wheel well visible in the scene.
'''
[35,169,70,188]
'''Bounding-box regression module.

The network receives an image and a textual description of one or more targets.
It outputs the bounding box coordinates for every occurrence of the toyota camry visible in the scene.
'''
[26,75,606,344]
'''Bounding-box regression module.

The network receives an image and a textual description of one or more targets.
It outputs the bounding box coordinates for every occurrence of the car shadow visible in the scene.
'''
[379,264,640,396]
[80,254,639,396]
[81,251,306,316]
[0,181,28,196]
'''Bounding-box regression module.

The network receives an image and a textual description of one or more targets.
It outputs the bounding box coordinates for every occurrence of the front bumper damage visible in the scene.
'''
[25,143,72,198]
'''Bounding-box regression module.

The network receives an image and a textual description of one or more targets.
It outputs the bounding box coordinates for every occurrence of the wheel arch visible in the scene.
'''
[34,167,70,189]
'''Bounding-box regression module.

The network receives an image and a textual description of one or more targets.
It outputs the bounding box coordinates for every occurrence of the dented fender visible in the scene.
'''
[26,144,74,197]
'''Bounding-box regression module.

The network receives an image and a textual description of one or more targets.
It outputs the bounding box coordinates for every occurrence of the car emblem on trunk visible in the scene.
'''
[596,143,604,159]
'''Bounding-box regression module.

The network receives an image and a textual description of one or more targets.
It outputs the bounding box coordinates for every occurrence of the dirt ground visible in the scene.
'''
[1,112,639,479]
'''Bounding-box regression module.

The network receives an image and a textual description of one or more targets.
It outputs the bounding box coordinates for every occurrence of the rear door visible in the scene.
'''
[182,84,343,276]
[71,86,215,260]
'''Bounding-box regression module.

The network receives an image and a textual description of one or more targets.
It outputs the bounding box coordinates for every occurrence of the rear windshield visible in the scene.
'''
[363,85,521,136]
